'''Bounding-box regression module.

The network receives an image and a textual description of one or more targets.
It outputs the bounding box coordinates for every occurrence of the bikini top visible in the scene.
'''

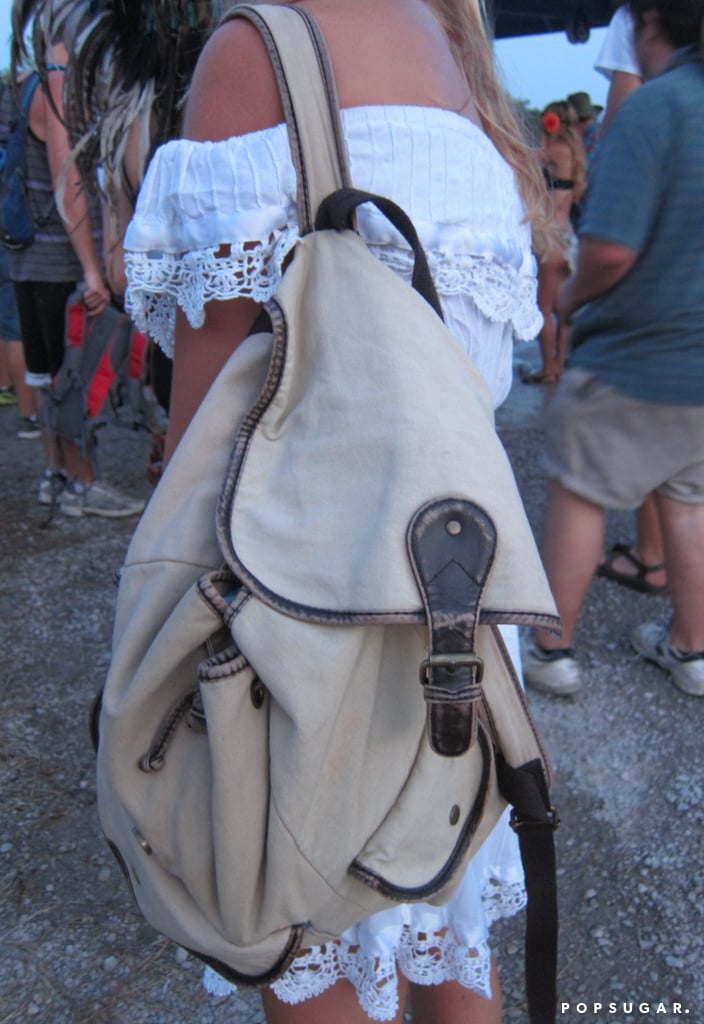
[543,167,575,191]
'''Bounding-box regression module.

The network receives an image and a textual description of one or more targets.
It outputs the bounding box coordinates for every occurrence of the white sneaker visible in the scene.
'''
[631,621,704,697]
[521,636,581,696]
[59,480,145,519]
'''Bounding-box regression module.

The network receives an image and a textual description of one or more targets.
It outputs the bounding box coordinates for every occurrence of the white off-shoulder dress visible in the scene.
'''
[124,104,542,1023]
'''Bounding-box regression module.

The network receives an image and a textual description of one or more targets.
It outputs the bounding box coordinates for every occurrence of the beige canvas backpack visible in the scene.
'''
[95,5,560,1020]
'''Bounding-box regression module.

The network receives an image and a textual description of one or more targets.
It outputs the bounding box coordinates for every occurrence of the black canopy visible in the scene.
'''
[492,0,616,40]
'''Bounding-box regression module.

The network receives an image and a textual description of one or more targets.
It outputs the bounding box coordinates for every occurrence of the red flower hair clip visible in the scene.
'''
[541,112,561,134]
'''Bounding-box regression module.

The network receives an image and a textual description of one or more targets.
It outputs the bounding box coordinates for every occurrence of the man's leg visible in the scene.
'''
[630,494,704,696]
[601,493,667,591]
[655,494,704,652]
[523,480,604,695]
[534,480,605,651]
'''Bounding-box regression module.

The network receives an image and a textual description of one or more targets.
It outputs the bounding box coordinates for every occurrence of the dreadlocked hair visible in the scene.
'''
[62,0,219,215]
[10,0,81,129]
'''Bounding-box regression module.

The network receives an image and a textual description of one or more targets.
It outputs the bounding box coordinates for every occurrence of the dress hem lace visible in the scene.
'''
[202,876,526,1022]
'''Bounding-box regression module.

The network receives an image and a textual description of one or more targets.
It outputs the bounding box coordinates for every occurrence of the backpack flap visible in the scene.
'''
[218,227,558,630]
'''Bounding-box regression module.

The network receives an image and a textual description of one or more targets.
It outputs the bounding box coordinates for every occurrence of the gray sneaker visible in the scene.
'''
[59,480,145,519]
[17,415,41,439]
[631,621,704,697]
[38,471,67,505]
[521,636,581,696]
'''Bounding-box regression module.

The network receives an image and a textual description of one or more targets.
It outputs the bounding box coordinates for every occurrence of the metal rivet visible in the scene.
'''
[250,680,265,709]
[446,520,462,536]
[131,826,153,855]
[449,805,460,826]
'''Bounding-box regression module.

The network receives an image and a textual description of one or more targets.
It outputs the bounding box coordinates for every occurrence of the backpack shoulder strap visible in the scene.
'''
[13,73,56,230]
[19,73,41,116]
[220,3,351,233]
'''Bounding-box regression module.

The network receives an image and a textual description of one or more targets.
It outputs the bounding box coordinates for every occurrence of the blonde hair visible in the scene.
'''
[424,0,551,254]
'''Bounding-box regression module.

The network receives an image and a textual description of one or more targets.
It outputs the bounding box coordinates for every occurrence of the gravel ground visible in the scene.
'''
[1,343,702,1024]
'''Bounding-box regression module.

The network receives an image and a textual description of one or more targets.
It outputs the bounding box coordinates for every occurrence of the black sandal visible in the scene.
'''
[596,542,668,595]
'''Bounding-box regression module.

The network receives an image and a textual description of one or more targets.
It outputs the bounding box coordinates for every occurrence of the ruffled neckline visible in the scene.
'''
[124,102,541,365]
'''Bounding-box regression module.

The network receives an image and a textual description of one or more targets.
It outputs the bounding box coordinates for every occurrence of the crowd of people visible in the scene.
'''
[523,5,643,389]
[0,0,216,516]
[521,0,704,703]
[1,0,703,1021]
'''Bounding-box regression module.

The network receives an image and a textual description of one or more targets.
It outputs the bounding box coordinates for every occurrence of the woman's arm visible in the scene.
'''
[165,21,286,460]
[42,46,110,314]
[167,298,263,461]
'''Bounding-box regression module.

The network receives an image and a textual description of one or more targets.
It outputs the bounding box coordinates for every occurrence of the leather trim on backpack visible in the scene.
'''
[186,925,306,989]
[407,498,495,757]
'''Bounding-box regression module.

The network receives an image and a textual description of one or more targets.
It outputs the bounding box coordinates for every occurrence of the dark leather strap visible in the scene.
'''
[498,756,559,1024]
[407,498,496,756]
[315,187,444,319]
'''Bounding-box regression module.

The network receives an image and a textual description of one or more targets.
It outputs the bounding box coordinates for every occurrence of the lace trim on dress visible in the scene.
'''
[202,878,526,1022]
[124,226,299,355]
[124,232,540,356]
[369,245,541,342]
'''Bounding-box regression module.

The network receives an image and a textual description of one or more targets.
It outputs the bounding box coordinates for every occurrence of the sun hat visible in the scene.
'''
[567,91,596,120]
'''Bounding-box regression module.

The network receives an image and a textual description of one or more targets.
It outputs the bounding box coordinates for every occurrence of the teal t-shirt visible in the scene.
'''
[570,53,704,406]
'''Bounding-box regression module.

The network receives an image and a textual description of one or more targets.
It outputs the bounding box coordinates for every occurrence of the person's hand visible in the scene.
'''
[82,268,111,317]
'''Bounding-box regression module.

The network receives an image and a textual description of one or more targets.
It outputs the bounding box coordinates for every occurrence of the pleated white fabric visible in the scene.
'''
[124,105,541,409]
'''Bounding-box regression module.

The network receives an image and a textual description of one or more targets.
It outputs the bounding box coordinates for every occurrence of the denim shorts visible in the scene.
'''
[542,368,704,509]
[0,249,20,339]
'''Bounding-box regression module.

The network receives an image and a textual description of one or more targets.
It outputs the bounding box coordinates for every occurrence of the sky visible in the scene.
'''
[494,28,610,110]
[1,0,13,72]
[0,2,610,113]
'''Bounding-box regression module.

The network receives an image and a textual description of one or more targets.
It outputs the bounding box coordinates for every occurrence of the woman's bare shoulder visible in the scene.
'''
[182,19,285,142]
[183,0,474,143]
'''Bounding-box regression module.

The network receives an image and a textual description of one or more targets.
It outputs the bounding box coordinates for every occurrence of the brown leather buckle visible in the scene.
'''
[419,652,484,686]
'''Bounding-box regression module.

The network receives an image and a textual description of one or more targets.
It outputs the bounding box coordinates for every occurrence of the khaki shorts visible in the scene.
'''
[542,368,704,510]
